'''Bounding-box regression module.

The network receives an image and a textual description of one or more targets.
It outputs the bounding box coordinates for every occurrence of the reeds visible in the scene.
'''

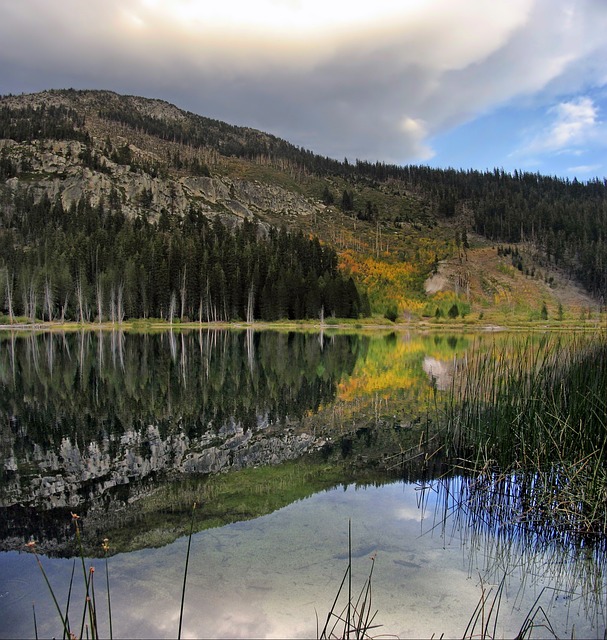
[28,504,199,639]
[420,474,607,633]
[26,514,108,639]
[318,521,382,640]
[442,333,607,545]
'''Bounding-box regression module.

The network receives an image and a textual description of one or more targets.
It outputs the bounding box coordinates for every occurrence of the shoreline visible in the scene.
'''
[0,316,605,334]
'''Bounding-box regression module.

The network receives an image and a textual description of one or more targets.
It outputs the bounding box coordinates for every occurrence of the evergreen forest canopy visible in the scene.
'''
[101,97,607,299]
[0,191,367,323]
[0,89,606,313]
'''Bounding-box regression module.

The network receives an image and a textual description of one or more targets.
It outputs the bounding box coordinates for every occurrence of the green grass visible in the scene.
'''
[79,460,384,556]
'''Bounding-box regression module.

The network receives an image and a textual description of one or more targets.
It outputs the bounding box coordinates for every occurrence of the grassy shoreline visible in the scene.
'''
[1,313,605,334]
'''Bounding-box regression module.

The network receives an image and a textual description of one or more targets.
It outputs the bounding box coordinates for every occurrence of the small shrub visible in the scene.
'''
[384,305,399,323]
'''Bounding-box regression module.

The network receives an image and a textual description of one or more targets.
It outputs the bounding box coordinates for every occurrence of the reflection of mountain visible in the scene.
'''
[0,330,364,548]
[422,356,452,391]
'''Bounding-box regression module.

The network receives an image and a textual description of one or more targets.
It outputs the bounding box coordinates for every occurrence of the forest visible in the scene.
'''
[0,90,606,312]
[99,97,607,300]
[0,188,368,323]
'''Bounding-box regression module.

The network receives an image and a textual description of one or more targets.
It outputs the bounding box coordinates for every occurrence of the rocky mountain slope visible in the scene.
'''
[0,90,321,226]
[1,88,604,321]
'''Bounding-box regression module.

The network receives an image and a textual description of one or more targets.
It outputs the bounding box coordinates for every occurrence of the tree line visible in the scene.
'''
[98,95,607,299]
[0,188,369,323]
[2,90,605,302]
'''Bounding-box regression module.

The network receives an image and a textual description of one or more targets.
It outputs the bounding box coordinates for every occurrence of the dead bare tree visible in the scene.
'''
[5,270,14,324]
[95,280,103,324]
[168,291,177,324]
[180,267,187,321]
[44,278,54,322]
[109,285,117,325]
[116,283,124,323]
[246,283,255,324]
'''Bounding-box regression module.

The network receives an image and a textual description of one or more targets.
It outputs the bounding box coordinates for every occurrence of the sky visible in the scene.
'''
[1,0,607,181]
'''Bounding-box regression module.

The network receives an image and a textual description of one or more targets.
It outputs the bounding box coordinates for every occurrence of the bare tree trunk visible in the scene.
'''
[5,271,14,324]
[96,281,103,324]
[205,277,211,322]
[180,267,187,321]
[44,278,54,322]
[109,285,116,325]
[28,279,37,323]
[169,291,177,324]
[117,283,124,323]
[246,283,255,324]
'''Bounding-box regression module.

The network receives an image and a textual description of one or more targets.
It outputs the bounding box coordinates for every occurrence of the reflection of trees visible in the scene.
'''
[0,330,364,458]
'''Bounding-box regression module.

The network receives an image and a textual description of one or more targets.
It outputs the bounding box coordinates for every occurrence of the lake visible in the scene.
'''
[0,329,605,638]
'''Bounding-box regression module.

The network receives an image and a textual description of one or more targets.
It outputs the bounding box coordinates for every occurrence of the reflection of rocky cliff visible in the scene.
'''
[1,421,320,511]
[0,330,364,549]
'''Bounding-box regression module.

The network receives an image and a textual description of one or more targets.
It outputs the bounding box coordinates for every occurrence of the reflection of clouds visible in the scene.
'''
[123,602,273,639]
[3,481,601,639]
[394,505,424,522]
[422,356,452,390]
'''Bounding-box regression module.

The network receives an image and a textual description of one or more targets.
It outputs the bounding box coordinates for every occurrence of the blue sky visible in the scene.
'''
[429,93,607,179]
[1,0,607,181]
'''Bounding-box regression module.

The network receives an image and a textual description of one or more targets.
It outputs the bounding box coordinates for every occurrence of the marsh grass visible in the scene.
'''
[28,505,199,639]
[461,575,564,640]
[419,474,607,635]
[442,333,607,545]
[318,521,382,640]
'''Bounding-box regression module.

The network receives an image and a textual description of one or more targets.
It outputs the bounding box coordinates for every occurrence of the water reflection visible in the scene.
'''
[0,329,494,555]
[0,330,370,549]
[0,329,605,637]
[1,479,604,639]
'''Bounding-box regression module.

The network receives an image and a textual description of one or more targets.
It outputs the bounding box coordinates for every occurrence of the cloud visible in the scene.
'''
[549,98,599,149]
[1,0,607,166]
[521,97,600,155]
[566,163,603,175]
[511,93,607,173]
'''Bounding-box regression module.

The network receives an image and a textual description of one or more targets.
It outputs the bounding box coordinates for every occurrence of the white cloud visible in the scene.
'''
[515,96,604,160]
[1,0,607,166]
[551,98,598,147]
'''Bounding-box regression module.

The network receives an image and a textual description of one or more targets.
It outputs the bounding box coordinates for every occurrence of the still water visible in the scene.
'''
[2,480,604,638]
[0,329,605,638]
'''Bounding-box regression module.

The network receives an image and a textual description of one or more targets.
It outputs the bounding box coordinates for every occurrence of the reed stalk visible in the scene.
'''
[442,333,607,545]
[319,520,380,639]
[178,502,197,640]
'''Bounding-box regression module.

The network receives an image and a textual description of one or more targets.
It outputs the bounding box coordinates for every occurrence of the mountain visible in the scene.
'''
[0,89,604,324]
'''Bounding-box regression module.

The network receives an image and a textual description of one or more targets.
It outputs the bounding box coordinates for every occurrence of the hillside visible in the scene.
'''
[0,89,605,325]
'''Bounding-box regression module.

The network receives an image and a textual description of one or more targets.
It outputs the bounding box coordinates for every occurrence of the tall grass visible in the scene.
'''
[443,333,607,545]
[28,505,199,639]
[422,474,607,634]
[318,520,380,640]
